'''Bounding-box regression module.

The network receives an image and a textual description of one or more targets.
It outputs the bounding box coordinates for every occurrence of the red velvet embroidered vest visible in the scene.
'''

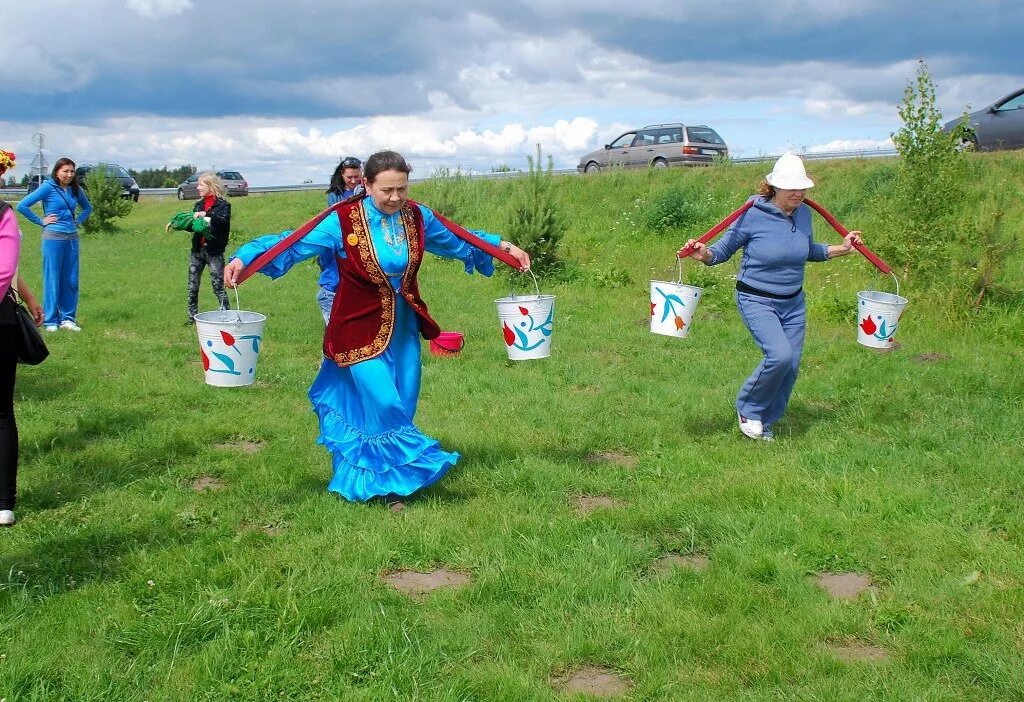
[323,199,441,367]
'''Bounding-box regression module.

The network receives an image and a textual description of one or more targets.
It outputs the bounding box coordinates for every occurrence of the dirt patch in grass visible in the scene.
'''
[825,640,891,663]
[189,475,227,492]
[585,450,639,469]
[574,495,624,515]
[553,666,633,698]
[912,352,949,363]
[571,385,602,395]
[214,439,266,454]
[815,572,877,600]
[381,569,471,598]
[652,552,709,575]
[238,520,286,537]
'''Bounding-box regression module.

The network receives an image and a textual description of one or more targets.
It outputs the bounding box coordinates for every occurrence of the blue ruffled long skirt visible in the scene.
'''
[308,295,459,501]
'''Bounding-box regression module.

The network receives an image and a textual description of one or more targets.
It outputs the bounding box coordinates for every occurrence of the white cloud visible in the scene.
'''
[125,0,193,18]
[807,137,895,153]
[0,114,602,185]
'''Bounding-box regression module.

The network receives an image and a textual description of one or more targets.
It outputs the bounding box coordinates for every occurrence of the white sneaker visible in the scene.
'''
[738,413,763,439]
[0,510,15,527]
[44,324,59,333]
[59,320,82,332]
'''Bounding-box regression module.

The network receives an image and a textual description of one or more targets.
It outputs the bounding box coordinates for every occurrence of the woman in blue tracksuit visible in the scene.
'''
[16,157,93,332]
[683,153,863,441]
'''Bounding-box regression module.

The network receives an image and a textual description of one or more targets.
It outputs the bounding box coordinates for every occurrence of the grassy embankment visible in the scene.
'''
[1,154,1022,700]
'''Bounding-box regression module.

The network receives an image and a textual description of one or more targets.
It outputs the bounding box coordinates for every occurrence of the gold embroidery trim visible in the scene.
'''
[333,204,395,366]
[399,204,421,295]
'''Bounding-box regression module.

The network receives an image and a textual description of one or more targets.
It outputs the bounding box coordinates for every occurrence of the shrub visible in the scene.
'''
[643,184,719,233]
[879,60,969,284]
[81,165,133,233]
[506,144,564,278]
[425,166,467,220]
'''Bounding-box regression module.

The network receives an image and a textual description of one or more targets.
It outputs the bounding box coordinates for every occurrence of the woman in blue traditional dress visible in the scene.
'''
[223,151,531,510]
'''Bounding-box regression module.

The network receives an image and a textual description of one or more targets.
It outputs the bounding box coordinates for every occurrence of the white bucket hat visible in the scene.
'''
[765,152,814,190]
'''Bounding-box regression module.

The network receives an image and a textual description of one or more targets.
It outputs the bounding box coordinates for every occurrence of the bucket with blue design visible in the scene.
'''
[495,271,554,360]
[194,309,266,386]
[857,290,907,349]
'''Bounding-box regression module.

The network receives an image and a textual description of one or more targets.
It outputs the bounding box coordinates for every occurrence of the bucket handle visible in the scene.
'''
[672,257,684,285]
[508,268,542,300]
[230,285,245,328]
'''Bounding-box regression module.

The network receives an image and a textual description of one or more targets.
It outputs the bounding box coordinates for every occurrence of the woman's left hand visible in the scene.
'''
[28,300,43,326]
[830,230,863,257]
[194,211,206,218]
[505,243,531,272]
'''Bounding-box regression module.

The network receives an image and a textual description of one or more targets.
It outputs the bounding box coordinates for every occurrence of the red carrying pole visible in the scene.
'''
[236,202,344,286]
[237,199,524,286]
[422,203,523,270]
[677,200,754,258]
[803,197,892,275]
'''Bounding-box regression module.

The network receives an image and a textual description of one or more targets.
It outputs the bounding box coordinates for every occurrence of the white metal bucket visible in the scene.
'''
[857,288,907,349]
[194,306,266,386]
[495,271,554,361]
[650,279,702,338]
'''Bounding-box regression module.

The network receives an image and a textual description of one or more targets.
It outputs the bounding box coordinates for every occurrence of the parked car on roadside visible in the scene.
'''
[577,123,728,173]
[26,174,49,194]
[76,163,141,201]
[177,170,249,200]
[942,87,1024,151]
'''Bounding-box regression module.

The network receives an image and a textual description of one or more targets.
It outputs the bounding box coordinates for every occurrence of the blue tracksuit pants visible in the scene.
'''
[735,290,806,427]
[41,238,80,326]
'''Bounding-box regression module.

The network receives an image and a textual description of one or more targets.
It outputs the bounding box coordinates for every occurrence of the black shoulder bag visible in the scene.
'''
[0,201,48,365]
[7,289,49,366]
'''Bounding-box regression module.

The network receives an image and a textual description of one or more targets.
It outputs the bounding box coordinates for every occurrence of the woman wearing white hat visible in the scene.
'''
[682,153,863,440]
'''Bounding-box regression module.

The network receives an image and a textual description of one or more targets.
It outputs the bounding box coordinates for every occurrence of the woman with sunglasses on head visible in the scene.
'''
[0,150,45,527]
[16,157,92,332]
[224,150,530,511]
[317,157,364,323]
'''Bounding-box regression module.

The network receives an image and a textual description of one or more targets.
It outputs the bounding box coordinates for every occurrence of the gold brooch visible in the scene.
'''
[347,234,359,246]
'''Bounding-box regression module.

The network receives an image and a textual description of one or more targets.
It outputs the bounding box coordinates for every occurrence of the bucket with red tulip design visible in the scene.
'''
[856,290,907,349]
[194,310,266,386]
[495,272,554,361]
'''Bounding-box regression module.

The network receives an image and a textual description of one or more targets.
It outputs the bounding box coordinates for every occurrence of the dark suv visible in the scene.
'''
[577,123,728,172]
[26,174,49,194]
[177,170,249,199]
[76,163,141,201]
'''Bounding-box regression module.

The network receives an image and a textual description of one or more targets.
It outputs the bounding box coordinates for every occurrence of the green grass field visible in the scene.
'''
[2,156,1023,701]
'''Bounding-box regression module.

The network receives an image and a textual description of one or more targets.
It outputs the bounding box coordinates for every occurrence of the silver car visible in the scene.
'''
[177,170,249,199]
[943,87,1024,151]
[577,123,728,173]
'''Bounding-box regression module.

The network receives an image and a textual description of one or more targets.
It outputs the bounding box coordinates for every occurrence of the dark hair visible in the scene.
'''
[363,150,411,183]
[51,157,80,196]
[327,156,363,195]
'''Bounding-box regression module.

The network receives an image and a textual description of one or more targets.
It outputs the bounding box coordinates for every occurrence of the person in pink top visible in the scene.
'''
[0,150,44,527]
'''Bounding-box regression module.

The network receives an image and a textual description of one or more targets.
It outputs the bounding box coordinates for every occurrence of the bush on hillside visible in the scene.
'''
[506,144,564,278]
[427,166,467,220]
[81,165,133,234]
[643,184,720,233]
[878,60,1019,311]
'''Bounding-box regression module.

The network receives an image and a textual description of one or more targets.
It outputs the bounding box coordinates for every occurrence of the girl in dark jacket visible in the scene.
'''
[184,172,230,324]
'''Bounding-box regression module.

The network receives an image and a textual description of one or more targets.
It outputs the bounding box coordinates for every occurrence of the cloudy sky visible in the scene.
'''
[3,0,1021,185]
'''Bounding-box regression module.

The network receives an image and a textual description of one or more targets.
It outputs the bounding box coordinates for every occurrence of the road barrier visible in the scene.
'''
[0,148,898,200]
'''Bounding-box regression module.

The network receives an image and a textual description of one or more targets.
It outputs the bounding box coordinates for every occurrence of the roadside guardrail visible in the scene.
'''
[0,148,898,200]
